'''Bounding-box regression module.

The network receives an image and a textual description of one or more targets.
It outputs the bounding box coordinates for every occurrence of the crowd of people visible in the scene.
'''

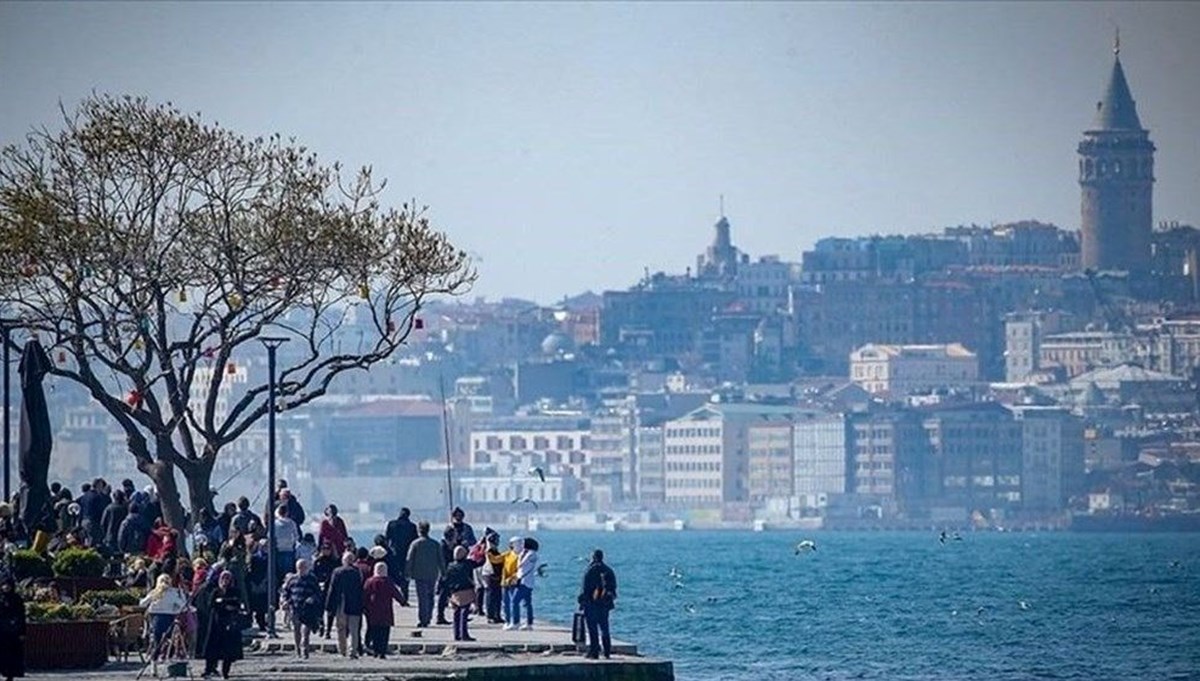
[0,475,621,675]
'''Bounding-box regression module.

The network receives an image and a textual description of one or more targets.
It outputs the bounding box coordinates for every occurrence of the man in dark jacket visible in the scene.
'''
[77,482,105,545]
[405,521,444,628]
[578,549,618,660]
[325,552,365,658]
[275,481,305,529]
[448,507,476,548]
[99,491,128,554]
[384,508,418,601]
[117,505,151,555]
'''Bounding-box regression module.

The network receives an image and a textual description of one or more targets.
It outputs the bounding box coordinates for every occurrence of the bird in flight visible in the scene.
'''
[939,531,948,545]
[794,539,817,554]
[511,497,539,509]
[536,564,549,578]
[529,466,546,483]
[1017,600,1031,611]
[668,566,684,580]
[684,603,697,615]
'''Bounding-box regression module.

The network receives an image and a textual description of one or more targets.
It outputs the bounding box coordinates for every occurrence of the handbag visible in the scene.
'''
[450,588,477,607]
[572,610,587,644]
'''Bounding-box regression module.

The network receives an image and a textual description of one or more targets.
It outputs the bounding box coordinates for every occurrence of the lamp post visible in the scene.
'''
[2,321,10,502]
[259,336,289,637]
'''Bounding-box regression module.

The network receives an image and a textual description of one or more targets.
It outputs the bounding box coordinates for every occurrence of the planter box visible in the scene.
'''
[25,620,111,670]
[52,576,120,599]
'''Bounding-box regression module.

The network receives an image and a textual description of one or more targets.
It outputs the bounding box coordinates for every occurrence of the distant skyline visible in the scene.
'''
[2,2,1198,302]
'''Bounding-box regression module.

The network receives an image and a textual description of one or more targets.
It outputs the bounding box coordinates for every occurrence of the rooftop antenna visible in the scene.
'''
[719,194,725,218]
[1111,22,1120,56]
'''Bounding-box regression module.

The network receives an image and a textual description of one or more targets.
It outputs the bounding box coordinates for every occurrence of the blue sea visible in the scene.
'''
[363,530,1200,681]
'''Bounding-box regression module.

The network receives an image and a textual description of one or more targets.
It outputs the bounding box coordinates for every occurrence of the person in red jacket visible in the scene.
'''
[362,562,406,658]
[318,505,349,555]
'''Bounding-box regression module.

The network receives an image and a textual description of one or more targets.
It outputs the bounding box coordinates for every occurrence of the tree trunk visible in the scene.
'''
[183,461,215,528]
[136,459,187,531]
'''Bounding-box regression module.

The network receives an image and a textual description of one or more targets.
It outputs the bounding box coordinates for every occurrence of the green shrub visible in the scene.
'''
[80,589,144,608]
[10,549,53,580]
[51,547,106,578]
[25,602,98,621]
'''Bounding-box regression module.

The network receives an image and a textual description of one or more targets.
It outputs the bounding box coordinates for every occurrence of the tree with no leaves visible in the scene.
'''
[0,94,474,529]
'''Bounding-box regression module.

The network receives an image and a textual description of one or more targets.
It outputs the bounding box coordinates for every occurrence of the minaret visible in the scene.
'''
[1078,31,1155,273]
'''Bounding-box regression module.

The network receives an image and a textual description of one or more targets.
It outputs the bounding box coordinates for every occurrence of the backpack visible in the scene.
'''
[592,569,608,603]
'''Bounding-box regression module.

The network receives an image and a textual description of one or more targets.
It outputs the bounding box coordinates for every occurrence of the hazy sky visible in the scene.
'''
[2,2,1198,302]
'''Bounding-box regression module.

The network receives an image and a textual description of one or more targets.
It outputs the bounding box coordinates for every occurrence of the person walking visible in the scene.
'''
[139,574,189,675]
[578,549,618,660]
[512,537,539,630]
[273,504,300,585]
[405,521,444,628]
[284,560,322,659]
[318,505,349,556]
[200,571,243,679]
[440,546,482,642]
[0,575,26,681]
[325,552,365,658]
[363,562,406,658]
[384,507,418,602]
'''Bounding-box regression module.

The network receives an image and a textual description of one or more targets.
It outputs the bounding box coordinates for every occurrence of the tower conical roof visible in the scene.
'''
[1093,56,1143,131]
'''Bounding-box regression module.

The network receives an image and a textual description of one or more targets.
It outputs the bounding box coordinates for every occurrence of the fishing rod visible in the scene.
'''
[438,373,454,513]
[214,459,257,493]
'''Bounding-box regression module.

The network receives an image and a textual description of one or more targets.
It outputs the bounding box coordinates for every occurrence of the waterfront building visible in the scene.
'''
[919,403,1024,514]
[792,409,850,510]
[1008,405,1085,512]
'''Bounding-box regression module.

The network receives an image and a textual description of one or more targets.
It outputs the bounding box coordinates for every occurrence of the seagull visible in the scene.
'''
[511,497,539,510]
[795,539,817,554]
[667,566,684,580]
[976,605,988,616]
[1168,560,1182,569]
[529,466,546,483]
[672,580,685,590]
[684,603,697,615]
[1018,600,1031,611]
[536,564,549,578]
[939,531,948,545]
[952,532,964,542]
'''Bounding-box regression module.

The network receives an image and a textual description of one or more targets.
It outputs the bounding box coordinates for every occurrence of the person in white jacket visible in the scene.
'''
[139,574,188,669]
[512,537,539,629]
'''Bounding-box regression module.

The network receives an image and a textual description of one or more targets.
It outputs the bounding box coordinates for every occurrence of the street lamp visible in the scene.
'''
[2,321,11,502]
[259,335,289,637]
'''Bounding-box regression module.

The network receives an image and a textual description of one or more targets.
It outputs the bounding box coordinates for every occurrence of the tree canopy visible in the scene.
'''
[0,94,474,527]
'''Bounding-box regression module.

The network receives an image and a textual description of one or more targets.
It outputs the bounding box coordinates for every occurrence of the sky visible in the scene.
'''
[2,2,1198,303]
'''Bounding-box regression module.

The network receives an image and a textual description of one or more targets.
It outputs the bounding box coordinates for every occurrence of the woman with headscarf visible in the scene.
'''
[0,575,26,681]
[139,574,188,673]
[363,562,406,658]
[200,571,243,679]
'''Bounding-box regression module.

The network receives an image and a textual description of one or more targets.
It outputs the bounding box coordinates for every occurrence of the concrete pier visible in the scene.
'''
[35,604,673,681]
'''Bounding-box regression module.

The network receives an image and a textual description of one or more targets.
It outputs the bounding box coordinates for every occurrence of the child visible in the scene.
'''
[280,572,298,630]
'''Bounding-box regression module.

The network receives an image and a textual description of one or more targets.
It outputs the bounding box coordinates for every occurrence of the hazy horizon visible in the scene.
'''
[2,1,1198,303]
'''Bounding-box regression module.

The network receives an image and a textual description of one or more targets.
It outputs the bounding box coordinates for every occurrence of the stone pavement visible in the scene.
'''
[34,603,670,680]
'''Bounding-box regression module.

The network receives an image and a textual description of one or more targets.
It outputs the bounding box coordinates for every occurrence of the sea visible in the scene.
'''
[356,530,1200,681]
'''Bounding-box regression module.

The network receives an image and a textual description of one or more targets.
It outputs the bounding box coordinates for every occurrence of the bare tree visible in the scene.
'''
[0,95,474,528]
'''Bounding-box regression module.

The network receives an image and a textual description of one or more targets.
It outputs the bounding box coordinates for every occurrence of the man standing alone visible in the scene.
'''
[405,521,444,628]
[325,552,365,658]
[578,549,617,660]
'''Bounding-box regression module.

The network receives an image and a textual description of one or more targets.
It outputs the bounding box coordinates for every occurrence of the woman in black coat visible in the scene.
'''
[201,571,243,679]
[0,575,26,681]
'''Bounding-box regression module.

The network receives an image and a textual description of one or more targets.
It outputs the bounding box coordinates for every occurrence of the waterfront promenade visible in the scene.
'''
[36,603,673,681]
